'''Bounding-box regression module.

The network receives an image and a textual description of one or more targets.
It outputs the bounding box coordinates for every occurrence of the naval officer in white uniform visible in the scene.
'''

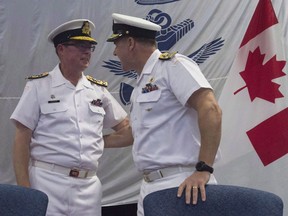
[11,19,130,216]
[105,13,222,216]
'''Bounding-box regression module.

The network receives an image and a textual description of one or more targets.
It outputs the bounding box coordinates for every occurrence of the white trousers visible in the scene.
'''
[29,166,102,216]
[137,171,217,216]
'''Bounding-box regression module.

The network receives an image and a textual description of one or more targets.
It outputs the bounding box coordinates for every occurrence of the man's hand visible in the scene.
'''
[177,171,210,205]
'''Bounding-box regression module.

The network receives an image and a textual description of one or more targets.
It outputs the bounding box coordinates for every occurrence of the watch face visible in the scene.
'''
[196,161,205,170]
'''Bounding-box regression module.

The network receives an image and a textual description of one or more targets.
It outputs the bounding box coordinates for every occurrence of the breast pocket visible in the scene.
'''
[40,103,68,115]
[88,104,106,123]
[136,90,161,126]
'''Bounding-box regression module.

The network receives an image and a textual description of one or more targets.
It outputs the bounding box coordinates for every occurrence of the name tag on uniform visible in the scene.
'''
[48,100,60,103]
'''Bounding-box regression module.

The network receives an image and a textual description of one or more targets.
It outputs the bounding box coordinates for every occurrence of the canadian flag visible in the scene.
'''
[215,0,288,213]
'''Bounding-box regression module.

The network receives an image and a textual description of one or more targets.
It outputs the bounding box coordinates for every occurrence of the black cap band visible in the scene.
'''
[53,29,84,46]
[113,23,157,39]
[52,21,97,47]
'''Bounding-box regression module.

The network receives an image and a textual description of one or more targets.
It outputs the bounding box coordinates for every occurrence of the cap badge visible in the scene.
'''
[81,21,91,36]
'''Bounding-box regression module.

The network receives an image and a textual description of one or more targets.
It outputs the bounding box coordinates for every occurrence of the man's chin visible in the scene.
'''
[81,61,90,68]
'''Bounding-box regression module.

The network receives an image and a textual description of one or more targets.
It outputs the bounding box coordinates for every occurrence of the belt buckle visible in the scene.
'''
[69,169,80,177]
[143,174,151,182]
[143,170,163,182]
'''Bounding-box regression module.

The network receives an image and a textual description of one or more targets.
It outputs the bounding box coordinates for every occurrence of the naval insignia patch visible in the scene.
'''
[86,75,108,87]
[26,72,49,80]
[159,51,177,60]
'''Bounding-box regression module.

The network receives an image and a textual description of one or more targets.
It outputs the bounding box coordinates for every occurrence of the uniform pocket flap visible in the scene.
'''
[41,103,68,114]
[136,90,161,103]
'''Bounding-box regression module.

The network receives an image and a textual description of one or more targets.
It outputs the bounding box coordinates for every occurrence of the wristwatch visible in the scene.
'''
[196,161,214,174]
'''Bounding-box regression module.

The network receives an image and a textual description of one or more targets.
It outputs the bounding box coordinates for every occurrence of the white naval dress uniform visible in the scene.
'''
[10,65,127,216]
[130,49,220,216]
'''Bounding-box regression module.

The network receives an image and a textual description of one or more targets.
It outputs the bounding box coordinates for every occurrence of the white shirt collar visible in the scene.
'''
[137,49,161,84]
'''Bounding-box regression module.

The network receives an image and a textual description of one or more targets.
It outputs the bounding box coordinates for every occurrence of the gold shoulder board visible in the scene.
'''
[159,51,177,60]
[26,72,49,80]
[86,75,108,87]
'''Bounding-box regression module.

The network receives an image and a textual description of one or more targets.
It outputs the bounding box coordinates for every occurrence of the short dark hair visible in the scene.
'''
[133,37,157,46]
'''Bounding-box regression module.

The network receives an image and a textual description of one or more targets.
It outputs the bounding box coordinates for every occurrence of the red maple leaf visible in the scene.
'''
[234,47,286,103]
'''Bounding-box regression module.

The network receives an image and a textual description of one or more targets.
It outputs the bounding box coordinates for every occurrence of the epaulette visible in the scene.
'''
[159,51,177,60]
[26,72,49,80]
[86,75,108,87]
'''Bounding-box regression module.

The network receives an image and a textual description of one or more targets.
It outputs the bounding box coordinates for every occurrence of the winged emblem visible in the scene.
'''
[102,9,225,105]
[188,37,224,64]
[102,60,137,79]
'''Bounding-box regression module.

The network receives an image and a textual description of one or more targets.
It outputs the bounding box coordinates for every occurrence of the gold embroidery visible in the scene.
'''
[26,72,49,80]
[86,75,108,87]
[159,51,177,60]
[82,21,91,36]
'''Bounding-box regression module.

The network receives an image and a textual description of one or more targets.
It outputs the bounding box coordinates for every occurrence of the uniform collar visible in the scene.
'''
[51,64,68,87]
[51,64,93,90]
[137,49,161,83]
[82,74,94,89]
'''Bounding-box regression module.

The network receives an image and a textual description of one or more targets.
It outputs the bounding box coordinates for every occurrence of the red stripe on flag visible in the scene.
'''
[240,0,278,48]
[247,108,288,166]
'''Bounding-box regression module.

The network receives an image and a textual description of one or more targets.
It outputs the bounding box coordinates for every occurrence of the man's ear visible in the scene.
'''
[127,37,135,51]
[56,44,65,56]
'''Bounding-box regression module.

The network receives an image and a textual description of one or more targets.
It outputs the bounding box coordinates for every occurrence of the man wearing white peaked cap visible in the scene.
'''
[11,18,130,216]
[107,13,161,42]
[105,13,222,216]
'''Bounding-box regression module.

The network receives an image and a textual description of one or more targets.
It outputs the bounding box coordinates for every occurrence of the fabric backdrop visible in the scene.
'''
[0,0,287,214]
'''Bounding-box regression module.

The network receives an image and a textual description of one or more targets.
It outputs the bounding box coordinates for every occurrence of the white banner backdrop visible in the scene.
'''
[0,0,287,213]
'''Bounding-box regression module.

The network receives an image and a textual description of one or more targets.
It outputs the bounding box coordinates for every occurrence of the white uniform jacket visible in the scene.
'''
[11,65,127,171]
[130,49,220,171]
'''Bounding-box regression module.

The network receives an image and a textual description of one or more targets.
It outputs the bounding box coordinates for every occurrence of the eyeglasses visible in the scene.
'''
[62,43,96,52]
